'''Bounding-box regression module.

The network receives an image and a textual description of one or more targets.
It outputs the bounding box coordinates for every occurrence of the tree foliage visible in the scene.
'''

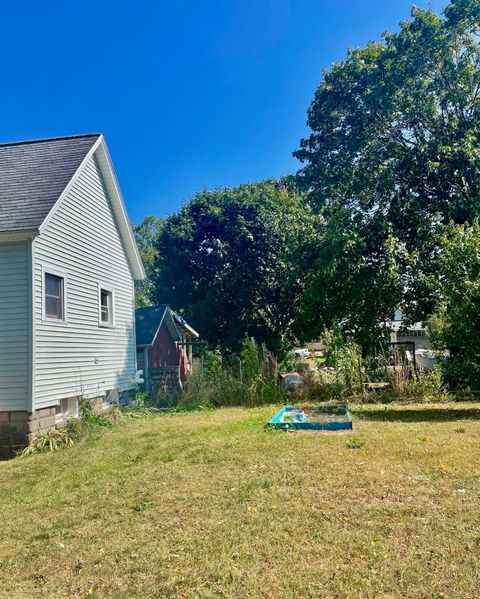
[151,180,312,353]
[293,207,406,349]
[134,216,164,307]
[427,221,480,389]
[294,0,480,337]
[136,0,480,387]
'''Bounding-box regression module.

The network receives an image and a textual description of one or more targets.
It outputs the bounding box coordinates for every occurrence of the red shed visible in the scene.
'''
[135,305,199,393]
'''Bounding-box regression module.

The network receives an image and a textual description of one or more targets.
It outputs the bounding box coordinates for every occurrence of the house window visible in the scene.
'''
[55,397,78,424]
[44,270,66,321]
[99,287,114,326]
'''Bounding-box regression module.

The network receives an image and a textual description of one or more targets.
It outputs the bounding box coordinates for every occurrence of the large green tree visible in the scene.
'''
[292,209,406,349]
[151,180,312,353]
[134,216,164,307]
[294,0,480,340]
[427,221,480,389]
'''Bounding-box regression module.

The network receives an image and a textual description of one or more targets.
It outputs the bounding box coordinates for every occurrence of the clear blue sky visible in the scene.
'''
[0,0,445,223]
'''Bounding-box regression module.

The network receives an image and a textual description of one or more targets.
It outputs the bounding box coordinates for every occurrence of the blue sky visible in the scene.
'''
[0,0,445,223]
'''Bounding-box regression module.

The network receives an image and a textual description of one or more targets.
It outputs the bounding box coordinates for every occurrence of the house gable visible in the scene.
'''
[32,154,138,409]
[0,134,145,281]
[38,137,145,280]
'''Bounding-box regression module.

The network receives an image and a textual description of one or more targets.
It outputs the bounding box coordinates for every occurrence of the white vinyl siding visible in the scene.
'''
[0,242,30,410]
[32,156,136,409]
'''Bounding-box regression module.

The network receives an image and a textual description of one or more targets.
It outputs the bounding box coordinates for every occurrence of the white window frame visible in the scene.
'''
[42,265,68,324]
[55,397,79,424]
[98,284,115,328]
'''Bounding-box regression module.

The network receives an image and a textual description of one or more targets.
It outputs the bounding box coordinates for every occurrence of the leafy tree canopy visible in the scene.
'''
[293,209,406,349]
[151,179,313,354]
[134,216,164,307]
[294,0,480,337]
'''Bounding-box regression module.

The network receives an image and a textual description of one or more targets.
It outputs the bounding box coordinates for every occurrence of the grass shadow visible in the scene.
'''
[353,405,480,423]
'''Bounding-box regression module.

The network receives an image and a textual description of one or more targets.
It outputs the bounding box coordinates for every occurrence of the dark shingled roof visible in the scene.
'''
[135,305,170,346]
[0,134,101,233]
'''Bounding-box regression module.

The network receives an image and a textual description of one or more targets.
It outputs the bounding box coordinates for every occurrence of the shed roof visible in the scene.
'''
[135,305,171,346]
[171,310,200,338]
[135,305,200,347]
[0,134,101,233]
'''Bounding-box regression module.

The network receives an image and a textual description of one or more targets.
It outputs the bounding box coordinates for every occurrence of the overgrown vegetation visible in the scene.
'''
[21,427,75,456]
[306,332,448,404]
[144,332,450,410]
[322,329,364,397]
[175,338,285,409]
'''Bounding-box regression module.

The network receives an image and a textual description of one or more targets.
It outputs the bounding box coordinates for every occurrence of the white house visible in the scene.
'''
[388,309,430,350]
[0,134,145,456]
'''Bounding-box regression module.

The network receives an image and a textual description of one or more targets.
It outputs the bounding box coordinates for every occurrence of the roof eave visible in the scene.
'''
[0,229,39,242]
[94,139,146,281]
[171,310,200,338]
[179,323,200,338]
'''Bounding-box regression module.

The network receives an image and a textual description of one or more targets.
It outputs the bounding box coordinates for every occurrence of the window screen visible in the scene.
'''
[45,273,64,320]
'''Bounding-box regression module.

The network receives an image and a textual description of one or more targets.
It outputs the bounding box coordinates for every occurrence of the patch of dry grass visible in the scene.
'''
[1,403,480,598]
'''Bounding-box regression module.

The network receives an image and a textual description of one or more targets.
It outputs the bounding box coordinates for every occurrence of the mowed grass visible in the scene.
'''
[1,404,480,598]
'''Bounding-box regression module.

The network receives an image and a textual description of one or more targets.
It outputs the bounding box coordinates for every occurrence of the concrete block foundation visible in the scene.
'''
[0,394,120,459]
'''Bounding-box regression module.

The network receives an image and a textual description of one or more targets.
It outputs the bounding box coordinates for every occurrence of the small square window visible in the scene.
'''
[99,288,114,326]
[55,397,79,423]
[44,271,66,321]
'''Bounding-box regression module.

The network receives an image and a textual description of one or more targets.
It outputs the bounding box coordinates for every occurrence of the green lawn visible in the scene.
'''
[1,403,480,598]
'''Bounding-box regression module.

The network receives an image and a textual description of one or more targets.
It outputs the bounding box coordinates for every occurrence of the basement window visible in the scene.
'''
[55,397,79,424]
[98,285,114,327]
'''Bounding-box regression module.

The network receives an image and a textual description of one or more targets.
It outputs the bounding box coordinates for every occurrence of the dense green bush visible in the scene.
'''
[323,329,364,397]
[405,368,448,402]
[427,222,480,390]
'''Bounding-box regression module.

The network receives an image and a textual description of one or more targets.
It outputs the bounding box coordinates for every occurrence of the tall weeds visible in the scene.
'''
[160,333,449,409]
[177,338,285,408]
